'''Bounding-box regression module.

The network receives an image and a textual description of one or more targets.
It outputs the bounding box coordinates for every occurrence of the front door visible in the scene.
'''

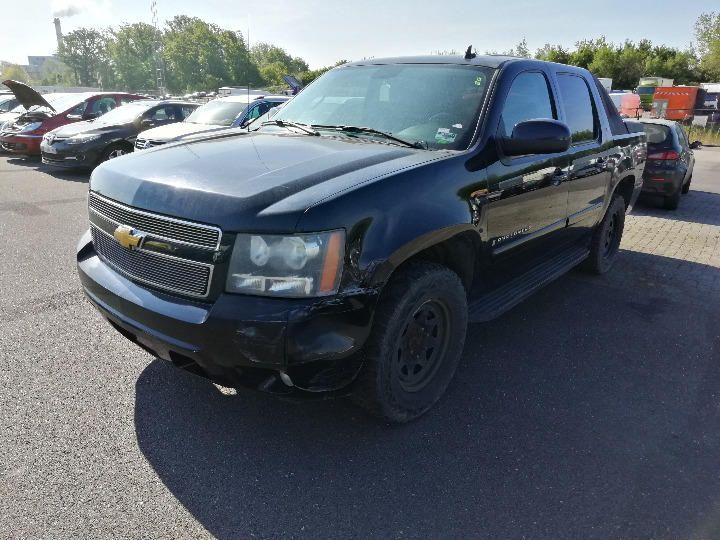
[483,70,571,285]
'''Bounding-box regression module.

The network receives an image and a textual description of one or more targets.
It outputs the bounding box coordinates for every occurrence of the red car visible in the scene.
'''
[0,80,144,155]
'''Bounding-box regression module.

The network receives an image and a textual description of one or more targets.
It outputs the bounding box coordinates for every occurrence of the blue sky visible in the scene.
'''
[1,0,709,69]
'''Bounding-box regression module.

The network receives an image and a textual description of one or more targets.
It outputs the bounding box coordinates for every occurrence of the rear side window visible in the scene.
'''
[557,74,598,144]
[500,72,555,136]
[641,123,671,145]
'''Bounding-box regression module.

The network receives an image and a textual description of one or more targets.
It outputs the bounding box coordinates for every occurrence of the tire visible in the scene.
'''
[664,186,681,210]
[681,175,691,195]
[97,143,131,166]
[583,195,626,275]
[352,261,468,423]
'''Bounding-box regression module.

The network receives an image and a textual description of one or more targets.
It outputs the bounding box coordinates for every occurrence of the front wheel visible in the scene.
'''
[352,261,468,423]
[583,195,626,275]
[97,143,130,166]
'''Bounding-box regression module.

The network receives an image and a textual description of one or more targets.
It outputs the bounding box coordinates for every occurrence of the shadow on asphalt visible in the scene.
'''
[6,156,90,183]
[635,190,720,227]
[134,256,720,538]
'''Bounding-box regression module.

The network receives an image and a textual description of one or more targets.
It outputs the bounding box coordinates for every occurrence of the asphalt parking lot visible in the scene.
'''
[1,149,719,539]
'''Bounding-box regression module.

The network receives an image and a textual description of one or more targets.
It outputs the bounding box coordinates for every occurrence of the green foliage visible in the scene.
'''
[59,28,110,87]
[696,12,720,80]
[534,37,702,88]
[251,43,309,86]
[108,23,161,92]
[1,64,32,83]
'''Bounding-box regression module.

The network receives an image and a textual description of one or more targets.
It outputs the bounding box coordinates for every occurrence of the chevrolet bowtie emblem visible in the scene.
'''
[113,225,145,250]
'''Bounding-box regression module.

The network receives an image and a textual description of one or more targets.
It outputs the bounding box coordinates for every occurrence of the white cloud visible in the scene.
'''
[51,0,110,18]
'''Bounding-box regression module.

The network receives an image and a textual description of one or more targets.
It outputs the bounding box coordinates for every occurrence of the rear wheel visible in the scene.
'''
[583,195,626,275]
[664,185,681,210]
[352,261,468,423]
[681,175,692,195]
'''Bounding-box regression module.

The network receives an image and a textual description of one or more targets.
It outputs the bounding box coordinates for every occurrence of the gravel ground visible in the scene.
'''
[1,149,719,539]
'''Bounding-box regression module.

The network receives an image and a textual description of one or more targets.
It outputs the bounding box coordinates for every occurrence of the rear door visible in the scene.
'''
[557,72,611,231]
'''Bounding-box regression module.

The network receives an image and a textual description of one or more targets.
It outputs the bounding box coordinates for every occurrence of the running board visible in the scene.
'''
[468,246,590,323]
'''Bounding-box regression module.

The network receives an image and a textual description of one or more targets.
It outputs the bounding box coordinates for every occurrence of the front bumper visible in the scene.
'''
[41,139,100,168]
[77,230,377,395]
[0,133,42,155]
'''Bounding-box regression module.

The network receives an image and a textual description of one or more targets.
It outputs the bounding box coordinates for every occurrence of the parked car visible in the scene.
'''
[0,80,145,155]
[77,55,646,422]
[0,95,19,113]
[639,119,696,209]
[41,100,198,169]
[134,95,289,149]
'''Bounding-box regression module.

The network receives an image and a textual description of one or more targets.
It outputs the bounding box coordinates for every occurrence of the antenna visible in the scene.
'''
[465,45,476,60]
[151,0,166,96]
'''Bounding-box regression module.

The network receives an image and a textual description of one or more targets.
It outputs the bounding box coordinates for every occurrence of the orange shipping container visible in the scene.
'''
[652,86,699,121]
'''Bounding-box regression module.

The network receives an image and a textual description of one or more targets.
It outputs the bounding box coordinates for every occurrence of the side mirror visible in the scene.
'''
[690,140,702,150]
[500,119,571,156]
[83,111,100,120]
[140,118,154,128]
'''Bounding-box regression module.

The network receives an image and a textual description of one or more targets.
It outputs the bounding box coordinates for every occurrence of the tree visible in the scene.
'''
[1,64,31,83]
[251,42,309,86]
[59,28,110,87]
[108,23,160,92]
[535,44,571,64]
[695,12,720,79]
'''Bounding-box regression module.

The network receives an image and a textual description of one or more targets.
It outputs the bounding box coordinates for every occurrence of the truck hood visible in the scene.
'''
[1,80,54,111]
[90,132,431,232]
[139,121,227,142]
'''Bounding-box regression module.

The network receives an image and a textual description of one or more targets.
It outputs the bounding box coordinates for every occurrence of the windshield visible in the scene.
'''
[93,102,153,125]
[641,123,672,146]
[185,100,248,126]
[637,86,656,95]
[26,93,83,114]
[272,64,493,150]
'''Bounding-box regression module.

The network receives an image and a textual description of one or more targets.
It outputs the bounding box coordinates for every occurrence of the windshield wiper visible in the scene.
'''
[261,119,319,136]
[311,125,426,149]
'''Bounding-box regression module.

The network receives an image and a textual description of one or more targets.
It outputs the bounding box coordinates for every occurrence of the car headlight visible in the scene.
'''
[226,231,345,297]
[19,122,42,133]
[66,133,100,144]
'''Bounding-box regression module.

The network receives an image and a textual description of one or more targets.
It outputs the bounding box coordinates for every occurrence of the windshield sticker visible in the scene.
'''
[452,123,463,129]
[435,128,457,145]
[474,76,484,87]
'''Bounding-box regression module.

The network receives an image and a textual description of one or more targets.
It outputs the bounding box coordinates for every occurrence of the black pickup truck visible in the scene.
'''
[77,55,646,422]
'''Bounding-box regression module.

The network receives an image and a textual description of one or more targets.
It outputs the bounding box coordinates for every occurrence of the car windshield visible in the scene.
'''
[93,102,153,125]
[637,87,655,95]
[642,123,672,145]
[185,100,249,126]
[272,64,493,150]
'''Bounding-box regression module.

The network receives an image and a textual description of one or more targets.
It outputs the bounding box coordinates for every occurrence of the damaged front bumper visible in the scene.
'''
[76,230,379,396]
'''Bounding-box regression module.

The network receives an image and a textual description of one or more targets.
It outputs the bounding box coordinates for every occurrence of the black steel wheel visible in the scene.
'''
[352,261,468,423]
[583,195,626,275]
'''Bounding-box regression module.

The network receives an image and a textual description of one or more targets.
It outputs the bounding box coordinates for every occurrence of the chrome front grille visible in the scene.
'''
[91,227,213,298]
[88,192,220,249]
[88,192,220,298]
[134,138,165,150]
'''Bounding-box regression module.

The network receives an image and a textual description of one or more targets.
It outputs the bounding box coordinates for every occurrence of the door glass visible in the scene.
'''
[89,96,117,116]
[557,74,598,144]
[500,72,555,137]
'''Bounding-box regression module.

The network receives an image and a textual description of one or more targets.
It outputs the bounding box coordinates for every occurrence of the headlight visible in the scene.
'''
[66,133,100,144]
[226,230,345,298]
[19,122,42,133]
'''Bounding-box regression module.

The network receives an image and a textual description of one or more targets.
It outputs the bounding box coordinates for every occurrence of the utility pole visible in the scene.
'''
[151,0,166,96]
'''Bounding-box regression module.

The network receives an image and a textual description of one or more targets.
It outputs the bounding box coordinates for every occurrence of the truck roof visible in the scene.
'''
[344,55,559,70]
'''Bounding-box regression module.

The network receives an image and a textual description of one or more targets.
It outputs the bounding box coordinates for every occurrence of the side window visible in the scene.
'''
[89,96,117,116]
[246,104,263,121]
[557,74,598,144]
[180,105,195,119]
[148,105,179,121]
[676,126,688,149]
[500,72,555,137]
